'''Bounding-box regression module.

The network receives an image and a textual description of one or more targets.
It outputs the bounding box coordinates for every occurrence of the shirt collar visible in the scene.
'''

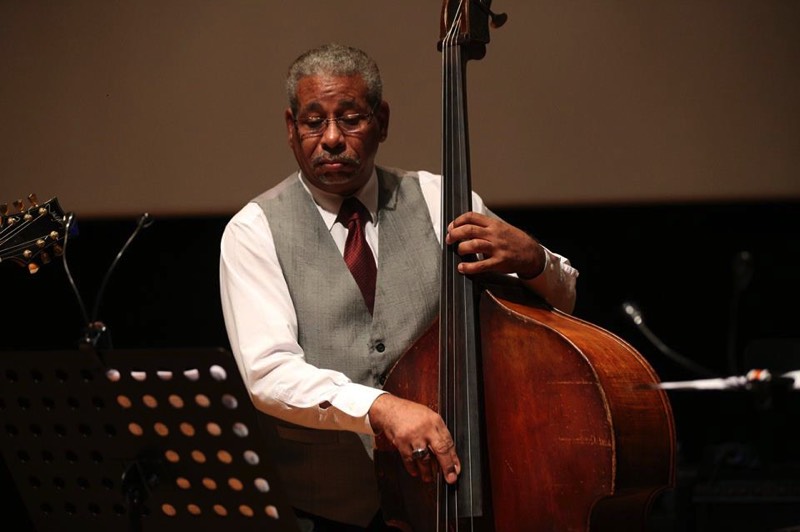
[299,169,378,230]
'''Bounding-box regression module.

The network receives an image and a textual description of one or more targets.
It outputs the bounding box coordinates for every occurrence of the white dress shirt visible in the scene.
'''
[220,169,579,436]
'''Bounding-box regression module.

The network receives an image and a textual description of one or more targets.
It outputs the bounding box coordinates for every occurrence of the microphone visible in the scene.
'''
[726,250,754,373]
[732,250,754,292]
[83,212,154,348]
[622,301,717,378]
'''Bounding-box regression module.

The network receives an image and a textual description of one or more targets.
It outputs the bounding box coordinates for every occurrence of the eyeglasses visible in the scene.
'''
[293,103,378,138]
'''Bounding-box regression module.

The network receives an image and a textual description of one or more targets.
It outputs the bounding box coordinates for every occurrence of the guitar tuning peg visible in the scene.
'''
[53,244,64,256]
[41,252,52,264]
[28,193,39,207]
[28,262,40,275]
[14,198,33,221]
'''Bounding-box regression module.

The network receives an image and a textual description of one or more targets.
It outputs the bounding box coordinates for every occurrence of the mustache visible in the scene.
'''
[312,154,361,167]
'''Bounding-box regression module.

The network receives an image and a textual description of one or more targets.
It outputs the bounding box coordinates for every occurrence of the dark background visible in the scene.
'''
[2,200,799,530]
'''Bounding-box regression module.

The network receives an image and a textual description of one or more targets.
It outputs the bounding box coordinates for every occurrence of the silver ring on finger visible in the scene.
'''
[411,447,430,461]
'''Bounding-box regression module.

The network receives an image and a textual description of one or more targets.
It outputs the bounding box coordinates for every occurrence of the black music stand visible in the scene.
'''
[0,347,299,532]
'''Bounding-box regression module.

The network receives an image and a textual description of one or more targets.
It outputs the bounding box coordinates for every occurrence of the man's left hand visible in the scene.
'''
[445,212,546,279]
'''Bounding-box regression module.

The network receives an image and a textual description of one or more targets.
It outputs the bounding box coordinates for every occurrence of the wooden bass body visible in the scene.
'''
[375,279,676,531]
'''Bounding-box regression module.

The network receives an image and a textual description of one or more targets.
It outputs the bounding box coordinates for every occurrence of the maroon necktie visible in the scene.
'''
[337,197,377,313]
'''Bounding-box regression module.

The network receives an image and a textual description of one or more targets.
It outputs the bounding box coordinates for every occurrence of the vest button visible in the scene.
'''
[375,343,385,353]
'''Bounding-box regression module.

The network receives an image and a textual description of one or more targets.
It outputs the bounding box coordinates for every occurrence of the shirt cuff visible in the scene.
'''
[330,382,388,435]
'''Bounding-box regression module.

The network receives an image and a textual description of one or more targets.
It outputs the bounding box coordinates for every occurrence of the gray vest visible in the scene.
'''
[254,166,440,526]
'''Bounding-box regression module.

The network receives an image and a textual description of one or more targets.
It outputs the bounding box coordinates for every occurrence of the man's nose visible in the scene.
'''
[320,119,345,149]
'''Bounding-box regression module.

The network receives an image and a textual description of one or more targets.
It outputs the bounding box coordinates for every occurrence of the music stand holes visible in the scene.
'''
[28,475,41,488]
[117,395,132,408]
[65,450,78,463]
[239,504,254,517]
[113,503,126,515]
[128,422,143,437]
[213,504,228,516]
[254,478,270,493]
[217,450,233,464]
[161,503,177,517]
[176,477,191,489]
[54,424,67,437]
[154,422,169,436]
[102,477,114,490]
[157,370,173,381]
[202,477,217,490]
[67,397,80,410]
[243,450,259,466]
[103,424,117,437]
[180,422,196,437]
[17,397,30,410]
[77,477,89,490]
[164,450,180,463]
[105,369,121,382]
[187,504,201,516]
[17,450,30,463]
[191,450,206,464]
[42,397,55,410]
[131,371,146,382]
[41,451,53,464]
[53,477,65,489]
[90,451,103,463]
[80,369,94,382]
[183,369,200,382]
[29,424,42,437]
[64,502,76,515]
[30,370,43,383]
[142,394,158,408]
[209,365,227,381]
[5,424,18,436]
[168,394,184,408]
[221,394,238,409]
[232,422,249,438]
[91,396,105,409]
[206,422,222,436]
[195,394,210,408]
[265,505,279,519]
[227,477,243,491]
[88,503,101,516]
[55,369,68,382]
[6,369,19,383]
[40,503,53,515]
[78,424,92,437]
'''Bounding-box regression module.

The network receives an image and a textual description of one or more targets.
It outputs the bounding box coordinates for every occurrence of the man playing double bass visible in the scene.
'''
[219,43,578,531]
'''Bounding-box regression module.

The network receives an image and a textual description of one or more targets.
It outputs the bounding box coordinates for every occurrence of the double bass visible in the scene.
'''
[374,1,676,530]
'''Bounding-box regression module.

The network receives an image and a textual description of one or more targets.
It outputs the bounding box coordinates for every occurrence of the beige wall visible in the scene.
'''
[1,0,798,216]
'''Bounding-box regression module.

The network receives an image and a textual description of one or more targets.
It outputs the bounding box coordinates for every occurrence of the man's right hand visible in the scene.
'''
[368,394,460,484]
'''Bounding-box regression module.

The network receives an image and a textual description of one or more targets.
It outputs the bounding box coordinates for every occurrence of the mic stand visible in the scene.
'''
[84,213,154,350]
[622,301,718,378]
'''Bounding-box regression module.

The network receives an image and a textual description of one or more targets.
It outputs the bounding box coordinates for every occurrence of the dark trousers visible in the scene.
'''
[294,508,399,532]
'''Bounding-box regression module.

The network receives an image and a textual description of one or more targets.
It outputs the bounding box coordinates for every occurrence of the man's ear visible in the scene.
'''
[285,108,297,145]
[377,101,390,142]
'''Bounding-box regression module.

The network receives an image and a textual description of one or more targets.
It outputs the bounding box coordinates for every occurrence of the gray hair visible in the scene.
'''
[286,43,383,114]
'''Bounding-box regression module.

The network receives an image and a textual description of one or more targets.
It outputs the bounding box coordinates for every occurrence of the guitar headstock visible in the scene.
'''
[0,194,69,274]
